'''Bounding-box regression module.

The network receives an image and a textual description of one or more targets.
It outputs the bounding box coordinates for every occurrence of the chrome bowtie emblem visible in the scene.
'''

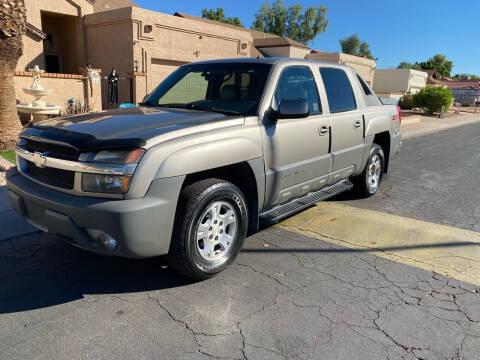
[32,152,47,168]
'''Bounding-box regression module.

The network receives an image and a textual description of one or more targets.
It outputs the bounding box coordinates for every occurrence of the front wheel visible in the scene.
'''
[168,178,248,280]
[352,144,385,198]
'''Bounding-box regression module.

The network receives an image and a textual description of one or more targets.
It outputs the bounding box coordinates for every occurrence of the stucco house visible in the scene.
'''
[15,0,314,109]
[372,69,427,100]
[305,52,376,85]
[443,80,480,105]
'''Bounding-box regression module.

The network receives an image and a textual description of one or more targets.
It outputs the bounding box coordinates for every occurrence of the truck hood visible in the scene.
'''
[22,107,244,151]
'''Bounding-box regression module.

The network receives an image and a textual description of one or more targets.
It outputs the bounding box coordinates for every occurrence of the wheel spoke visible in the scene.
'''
[218,233,233,247]
[219,209,235,226]
[200,241,215,258]
[197,222,209,240]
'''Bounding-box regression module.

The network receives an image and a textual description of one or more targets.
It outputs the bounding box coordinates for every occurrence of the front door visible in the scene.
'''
[262,65,331,208]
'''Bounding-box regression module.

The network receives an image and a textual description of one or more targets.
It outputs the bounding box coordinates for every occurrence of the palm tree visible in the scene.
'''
[0,0,26,150]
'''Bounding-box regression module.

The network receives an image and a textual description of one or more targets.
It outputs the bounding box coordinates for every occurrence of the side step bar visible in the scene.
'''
[259,180,353,225]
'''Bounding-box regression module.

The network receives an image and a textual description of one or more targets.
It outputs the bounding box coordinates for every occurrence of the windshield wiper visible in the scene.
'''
[138,101,157,107]
[185,103,241,116]
[143,102,241,116]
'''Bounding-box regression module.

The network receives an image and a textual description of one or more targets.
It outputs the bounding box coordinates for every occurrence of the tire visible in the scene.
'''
[168,178,248,280]
[352,144,385,198]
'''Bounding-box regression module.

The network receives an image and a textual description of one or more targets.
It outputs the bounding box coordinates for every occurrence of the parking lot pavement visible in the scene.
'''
[1,212,480,360]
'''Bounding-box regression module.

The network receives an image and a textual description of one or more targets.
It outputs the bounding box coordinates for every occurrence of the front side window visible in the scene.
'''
[320,68,357,113]
[274,66,321,115]
[144,63,272,116]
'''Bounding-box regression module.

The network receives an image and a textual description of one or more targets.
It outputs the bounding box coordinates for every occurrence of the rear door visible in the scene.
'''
[319,67,364,184]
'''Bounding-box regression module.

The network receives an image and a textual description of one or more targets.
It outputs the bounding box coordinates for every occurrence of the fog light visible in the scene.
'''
[98,233,118,251]
[87,229,118,251]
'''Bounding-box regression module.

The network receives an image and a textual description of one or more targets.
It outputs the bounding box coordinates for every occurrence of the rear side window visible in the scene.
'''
[319,68,357,113]
[356,74,382,106]
[274,66,321,114]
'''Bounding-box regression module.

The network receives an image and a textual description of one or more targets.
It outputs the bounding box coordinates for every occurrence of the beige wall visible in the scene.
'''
[18,0,94,72]
[85,8,134,105]
[259,45,310,59]
[373,69,427,94]
[132,74,148,104]
[15,73,102,113]
[306,52,376,84]
[130,7,253,98]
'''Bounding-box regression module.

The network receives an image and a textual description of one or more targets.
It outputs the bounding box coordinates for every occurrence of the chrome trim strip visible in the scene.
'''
[15,147,138,175]
[14,147,135,199]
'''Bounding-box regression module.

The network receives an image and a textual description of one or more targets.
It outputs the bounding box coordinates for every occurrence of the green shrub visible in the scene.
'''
[412,86,453,114]
[398,94,413,110]
[0,150,16,164]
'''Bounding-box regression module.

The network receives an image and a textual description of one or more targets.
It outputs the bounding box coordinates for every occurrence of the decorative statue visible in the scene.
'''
[108,68,119,107]
[31,65,45,90]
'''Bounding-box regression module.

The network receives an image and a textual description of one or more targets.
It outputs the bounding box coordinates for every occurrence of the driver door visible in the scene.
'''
[261,65,332,209]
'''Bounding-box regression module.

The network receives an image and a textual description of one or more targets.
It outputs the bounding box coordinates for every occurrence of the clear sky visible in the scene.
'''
[135,0,479,75]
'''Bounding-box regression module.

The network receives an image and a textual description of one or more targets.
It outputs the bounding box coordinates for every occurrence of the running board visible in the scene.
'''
[259,180,353,225]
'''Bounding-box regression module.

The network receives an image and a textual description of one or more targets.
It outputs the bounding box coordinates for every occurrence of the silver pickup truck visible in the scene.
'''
[7,58,401,279]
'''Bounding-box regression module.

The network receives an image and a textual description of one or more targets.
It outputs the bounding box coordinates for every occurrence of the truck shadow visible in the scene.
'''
[0,233,194,314]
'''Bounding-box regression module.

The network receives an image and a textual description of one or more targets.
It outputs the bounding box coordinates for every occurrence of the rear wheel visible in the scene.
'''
[352,144,385,198]
[168,178,248,280]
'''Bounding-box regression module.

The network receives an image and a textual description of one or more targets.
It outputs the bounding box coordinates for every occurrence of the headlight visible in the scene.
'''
[82,173,132,194]
[81,149,144,164]
[80,149,144,194]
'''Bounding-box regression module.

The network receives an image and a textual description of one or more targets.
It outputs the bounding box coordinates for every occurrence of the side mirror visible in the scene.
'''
[271,99,309,120]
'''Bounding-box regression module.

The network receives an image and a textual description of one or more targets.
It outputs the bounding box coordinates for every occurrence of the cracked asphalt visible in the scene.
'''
[1,121,480,359]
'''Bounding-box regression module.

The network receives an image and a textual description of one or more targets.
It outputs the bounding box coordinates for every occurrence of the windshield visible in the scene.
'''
[143,63,272,116]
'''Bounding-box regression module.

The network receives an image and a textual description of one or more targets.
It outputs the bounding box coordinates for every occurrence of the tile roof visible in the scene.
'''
[26,22,46,40]
[443,80,480,90]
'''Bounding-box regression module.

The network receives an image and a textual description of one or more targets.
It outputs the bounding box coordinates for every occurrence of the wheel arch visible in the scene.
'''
[373,131,391,173]
[180,160,263,236]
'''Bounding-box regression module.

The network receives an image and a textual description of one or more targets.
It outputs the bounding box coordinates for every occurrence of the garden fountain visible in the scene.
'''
[16,65,61,123]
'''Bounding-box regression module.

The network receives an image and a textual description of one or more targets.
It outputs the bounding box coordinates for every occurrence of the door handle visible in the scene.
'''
[354,121,362,129]
[319,126,328,136]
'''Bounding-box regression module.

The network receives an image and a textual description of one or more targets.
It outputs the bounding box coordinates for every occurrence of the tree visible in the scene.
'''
[397,61,421,70]
[201,8,243,27]
[396,54,454,78]
[339,34,377,60]
[418,54,453,78]
[251,0,328,45]
[0,0,26,150]
[453,73,480,81]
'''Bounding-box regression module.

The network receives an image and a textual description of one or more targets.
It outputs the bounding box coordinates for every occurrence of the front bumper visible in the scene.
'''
[6,168,185,258]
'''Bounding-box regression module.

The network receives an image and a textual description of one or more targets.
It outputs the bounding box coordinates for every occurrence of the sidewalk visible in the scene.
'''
[401,112,480,139]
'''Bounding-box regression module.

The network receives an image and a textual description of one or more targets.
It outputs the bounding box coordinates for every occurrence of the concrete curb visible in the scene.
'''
[0,156,14,172]
[401,115,421,126]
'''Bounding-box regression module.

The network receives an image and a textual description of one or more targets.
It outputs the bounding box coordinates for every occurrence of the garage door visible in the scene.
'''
[150,59,188,92]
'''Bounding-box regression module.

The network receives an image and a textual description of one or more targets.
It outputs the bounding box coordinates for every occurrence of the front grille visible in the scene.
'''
[26,161,75,189]
[24,139,79,161]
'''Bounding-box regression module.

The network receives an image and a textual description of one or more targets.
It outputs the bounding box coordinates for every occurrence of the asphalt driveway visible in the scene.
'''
[1,119,480,359]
